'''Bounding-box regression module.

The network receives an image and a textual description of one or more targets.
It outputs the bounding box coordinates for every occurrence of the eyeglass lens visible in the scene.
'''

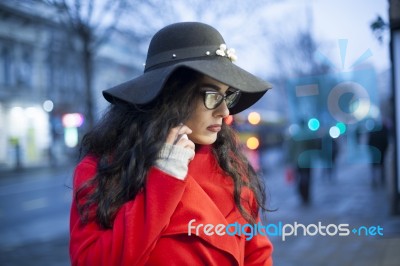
[204,90,240,109]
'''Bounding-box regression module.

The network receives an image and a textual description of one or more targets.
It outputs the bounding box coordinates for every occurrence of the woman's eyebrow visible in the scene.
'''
[200,83,221,91]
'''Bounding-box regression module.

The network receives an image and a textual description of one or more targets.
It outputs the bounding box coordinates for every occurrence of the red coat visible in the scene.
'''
[70,145,273,265]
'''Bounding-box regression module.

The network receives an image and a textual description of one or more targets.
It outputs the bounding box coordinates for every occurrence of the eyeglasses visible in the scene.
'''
[202,89,241,110]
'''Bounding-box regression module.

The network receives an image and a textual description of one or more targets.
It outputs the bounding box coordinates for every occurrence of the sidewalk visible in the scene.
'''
[263,148,400,266]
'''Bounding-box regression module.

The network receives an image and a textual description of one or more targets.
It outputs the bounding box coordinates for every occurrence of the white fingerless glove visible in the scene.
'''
[155,143,195,180]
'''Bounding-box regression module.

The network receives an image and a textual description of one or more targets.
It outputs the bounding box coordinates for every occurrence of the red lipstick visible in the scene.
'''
[207,124,221,132]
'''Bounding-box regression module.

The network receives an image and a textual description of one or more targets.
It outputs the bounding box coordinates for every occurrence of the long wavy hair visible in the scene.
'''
[77,68,267,229]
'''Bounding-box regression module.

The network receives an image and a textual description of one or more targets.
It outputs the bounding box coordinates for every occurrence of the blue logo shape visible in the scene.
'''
[287,39,381,167]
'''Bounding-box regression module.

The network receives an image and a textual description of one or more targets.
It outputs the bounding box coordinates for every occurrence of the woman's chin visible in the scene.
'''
[190,134,217,145]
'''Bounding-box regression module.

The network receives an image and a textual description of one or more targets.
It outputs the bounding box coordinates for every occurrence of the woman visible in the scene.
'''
[70,22,273,265]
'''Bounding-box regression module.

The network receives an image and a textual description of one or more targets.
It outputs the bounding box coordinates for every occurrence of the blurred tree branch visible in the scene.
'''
[117,0,278,40]
[43,0,129,130]
[271,26,333,124]
[41,0,278,130]
[370,15,389,44]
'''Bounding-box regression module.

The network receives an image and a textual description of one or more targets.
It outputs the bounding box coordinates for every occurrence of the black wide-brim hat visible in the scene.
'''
[103,22,272,114]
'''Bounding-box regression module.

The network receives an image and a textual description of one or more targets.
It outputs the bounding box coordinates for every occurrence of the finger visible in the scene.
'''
[173,133,185,145]
[186,141,195,151]
[166,125,192,144]
[165,126,181,144]
[177,125,192,135]
[177,139,195,150]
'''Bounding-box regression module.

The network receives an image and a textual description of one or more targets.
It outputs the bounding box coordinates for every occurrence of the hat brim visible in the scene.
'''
[103,57,272,115]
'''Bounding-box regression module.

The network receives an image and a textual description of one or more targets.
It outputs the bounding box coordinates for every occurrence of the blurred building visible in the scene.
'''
[0,1,141,169]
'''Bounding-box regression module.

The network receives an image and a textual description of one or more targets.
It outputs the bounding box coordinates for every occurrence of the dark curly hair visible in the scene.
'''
[76,67,267,228]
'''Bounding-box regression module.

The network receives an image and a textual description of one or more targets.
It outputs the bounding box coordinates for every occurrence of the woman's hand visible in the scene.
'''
[166,124,195,152]
[154,124,195,179]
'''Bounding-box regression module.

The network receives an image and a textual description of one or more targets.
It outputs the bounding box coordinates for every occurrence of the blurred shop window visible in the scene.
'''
[16,48,33,88]
[46,54,54,95]
[1,46,13,86]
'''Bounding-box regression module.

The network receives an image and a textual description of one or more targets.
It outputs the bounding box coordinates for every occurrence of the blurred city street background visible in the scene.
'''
[1,0,400,265]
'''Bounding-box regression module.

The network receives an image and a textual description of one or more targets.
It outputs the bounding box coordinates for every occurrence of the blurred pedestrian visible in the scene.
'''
[69,22,273,265]
[320,133,340,182]
[368,119,390,187]
[286,121,320,205]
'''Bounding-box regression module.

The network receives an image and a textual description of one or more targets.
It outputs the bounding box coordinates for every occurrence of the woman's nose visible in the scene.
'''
[213,100,230,118]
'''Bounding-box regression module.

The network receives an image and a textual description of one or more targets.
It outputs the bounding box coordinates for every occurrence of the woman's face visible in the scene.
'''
[185,76,230,145]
